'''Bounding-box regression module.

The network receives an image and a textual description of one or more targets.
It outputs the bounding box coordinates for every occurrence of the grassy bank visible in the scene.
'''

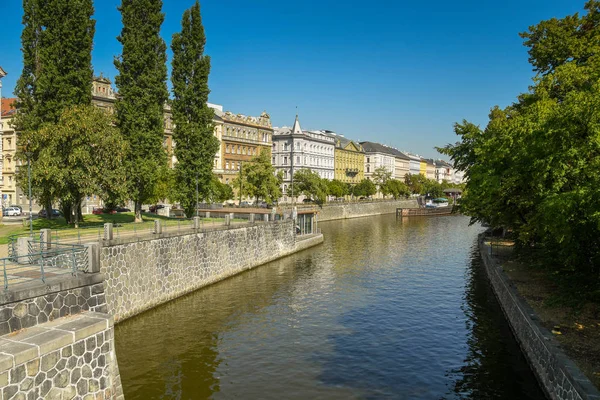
[0,212,235,245]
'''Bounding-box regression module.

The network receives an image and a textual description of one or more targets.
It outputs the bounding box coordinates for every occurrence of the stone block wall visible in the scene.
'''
[0,275,107,336]
[285,199,419,222]
[0,312,123,400]
[479,235,600,400]
[101,220,299,322]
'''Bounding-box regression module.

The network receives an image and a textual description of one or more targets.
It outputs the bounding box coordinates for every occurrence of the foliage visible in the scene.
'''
[232,151,282,205]
[292,169,329,204]
[171,1,220,217]
[439,1,600,280]
[207,175,233,203]
[354,179,377,198]
[18,106,127,227]
[372,166,392,193]
[114,0,169,221]
[381,179,411,199]
[14,0,96,215]
[327,179,349,198]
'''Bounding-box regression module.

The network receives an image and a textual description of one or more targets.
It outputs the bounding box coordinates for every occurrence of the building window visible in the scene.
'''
[243,147,247,155]
[237,162,241,170]
[272,157,276,164]
[237,146,241,154]
[226,161,229,170]
[226,145,230,153]
[225,178,229,184]
[367,157,370,163]
[284,156,288,165]
[297,156,301,164]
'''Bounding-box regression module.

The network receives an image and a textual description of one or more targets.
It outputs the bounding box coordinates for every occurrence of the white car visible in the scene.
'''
[4,207,21,216]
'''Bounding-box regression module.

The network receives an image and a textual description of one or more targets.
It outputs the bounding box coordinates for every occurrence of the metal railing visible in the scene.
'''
[2,242,89,290]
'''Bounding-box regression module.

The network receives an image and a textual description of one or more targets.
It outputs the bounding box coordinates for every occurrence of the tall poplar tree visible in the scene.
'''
[171,1,219,217]
[115,0,169,222]
[14,0,95,217]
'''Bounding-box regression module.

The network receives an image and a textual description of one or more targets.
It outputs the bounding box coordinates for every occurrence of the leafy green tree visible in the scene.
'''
[23,106,127,227]
[405,174,427,195]
[14,0,95,216]
[171,1,219,217]
[292,169,329,204]
[354,179,376,198]
[381,179,410,199]
[439,1,600,280]
[372,166,392,194]
[115,0,169,222]
[232,151,282,205]
[328,179,348,198]
[207,175,233,203]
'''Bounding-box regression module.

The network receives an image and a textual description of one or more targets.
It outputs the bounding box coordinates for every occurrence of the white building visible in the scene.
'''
[406,153,422,176]
[272,115,335,199]
[359,141,396,180]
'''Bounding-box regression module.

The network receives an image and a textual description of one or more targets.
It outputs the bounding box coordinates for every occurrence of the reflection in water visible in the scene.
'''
[115,215,545,399]
[444,251,544,399]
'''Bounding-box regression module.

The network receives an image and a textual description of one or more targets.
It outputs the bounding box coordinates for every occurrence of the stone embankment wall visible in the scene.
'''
[0,312,123,400]
[285,199,419,222]
[0,274,107,337]
[478,235,600,400]
[100,220,322,322]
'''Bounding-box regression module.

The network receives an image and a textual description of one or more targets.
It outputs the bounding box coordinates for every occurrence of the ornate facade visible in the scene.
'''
[331,135,364,184]
[272,116,335,198]
[213,108,273,186]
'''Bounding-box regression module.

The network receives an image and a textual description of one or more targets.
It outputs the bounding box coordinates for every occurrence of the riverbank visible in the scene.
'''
[479,234,600,400]
[280,198,419,222]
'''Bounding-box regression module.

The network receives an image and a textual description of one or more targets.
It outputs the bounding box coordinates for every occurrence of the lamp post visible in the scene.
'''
[26,151,33,236]
[0,66,6,220]
[195,172,199,217]
[238,161,243,206]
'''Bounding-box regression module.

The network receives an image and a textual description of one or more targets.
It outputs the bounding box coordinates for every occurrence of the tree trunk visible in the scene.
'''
[46,199,53,220]
[134,201,142,223]
[71,201,80,229]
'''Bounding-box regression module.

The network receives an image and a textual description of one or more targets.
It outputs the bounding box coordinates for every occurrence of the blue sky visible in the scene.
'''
[0,0,584,158]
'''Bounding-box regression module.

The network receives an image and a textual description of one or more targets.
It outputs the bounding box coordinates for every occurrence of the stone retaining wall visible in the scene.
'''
[0,274,107,337]
[479,235,600,400]
[101,220,322,322]
[283,199,419,222]
[0,312,123,400]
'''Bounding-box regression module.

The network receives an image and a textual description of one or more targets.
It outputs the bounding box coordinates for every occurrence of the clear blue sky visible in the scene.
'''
[0,0,584,158]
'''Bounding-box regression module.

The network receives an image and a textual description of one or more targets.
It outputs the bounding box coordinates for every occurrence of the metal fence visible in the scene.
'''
[2,241,89,290]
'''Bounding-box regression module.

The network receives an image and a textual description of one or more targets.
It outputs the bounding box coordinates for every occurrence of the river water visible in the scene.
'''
[115,215,545,399]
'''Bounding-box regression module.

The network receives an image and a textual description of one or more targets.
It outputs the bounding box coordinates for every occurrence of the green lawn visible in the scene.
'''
[0,212,233,244]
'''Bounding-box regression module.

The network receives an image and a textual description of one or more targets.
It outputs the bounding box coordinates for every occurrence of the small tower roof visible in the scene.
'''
[291,115,302,134]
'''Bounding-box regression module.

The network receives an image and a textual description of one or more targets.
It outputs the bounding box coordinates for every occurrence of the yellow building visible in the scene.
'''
[333,136,365,184]
[419,158,427,176]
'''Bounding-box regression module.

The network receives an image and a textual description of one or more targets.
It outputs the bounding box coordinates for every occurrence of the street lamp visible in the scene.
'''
[238,161,243,206]
[25,151,33,236]
[195,172,199,217]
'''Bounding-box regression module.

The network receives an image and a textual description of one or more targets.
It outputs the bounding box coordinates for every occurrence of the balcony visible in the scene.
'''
[345,168,359,177]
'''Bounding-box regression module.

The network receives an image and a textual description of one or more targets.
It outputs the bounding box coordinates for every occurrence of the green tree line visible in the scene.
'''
[13,0,226,222]
[439,1,600,284]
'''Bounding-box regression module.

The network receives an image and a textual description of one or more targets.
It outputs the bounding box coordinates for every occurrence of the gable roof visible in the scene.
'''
[291,115,302,134]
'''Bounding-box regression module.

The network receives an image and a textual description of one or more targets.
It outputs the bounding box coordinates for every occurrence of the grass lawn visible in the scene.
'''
[0,212,234,244]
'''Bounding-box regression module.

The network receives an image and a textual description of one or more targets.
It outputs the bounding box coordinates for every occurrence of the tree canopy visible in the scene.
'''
[292,169,329,204]
[171,1,219,217]
[439,0,600,280]
[115,0,169,221]
[232,151,282,205]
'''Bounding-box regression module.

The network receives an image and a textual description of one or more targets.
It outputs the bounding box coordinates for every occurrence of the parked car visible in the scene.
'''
[302,198,314,203]
[149,204,166,213]
[9,205,23,213]
[3,207,21,217]
[116,207,131,213]
[38,209,61,218]
[92,207,104,215]
[239,201,253,208]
